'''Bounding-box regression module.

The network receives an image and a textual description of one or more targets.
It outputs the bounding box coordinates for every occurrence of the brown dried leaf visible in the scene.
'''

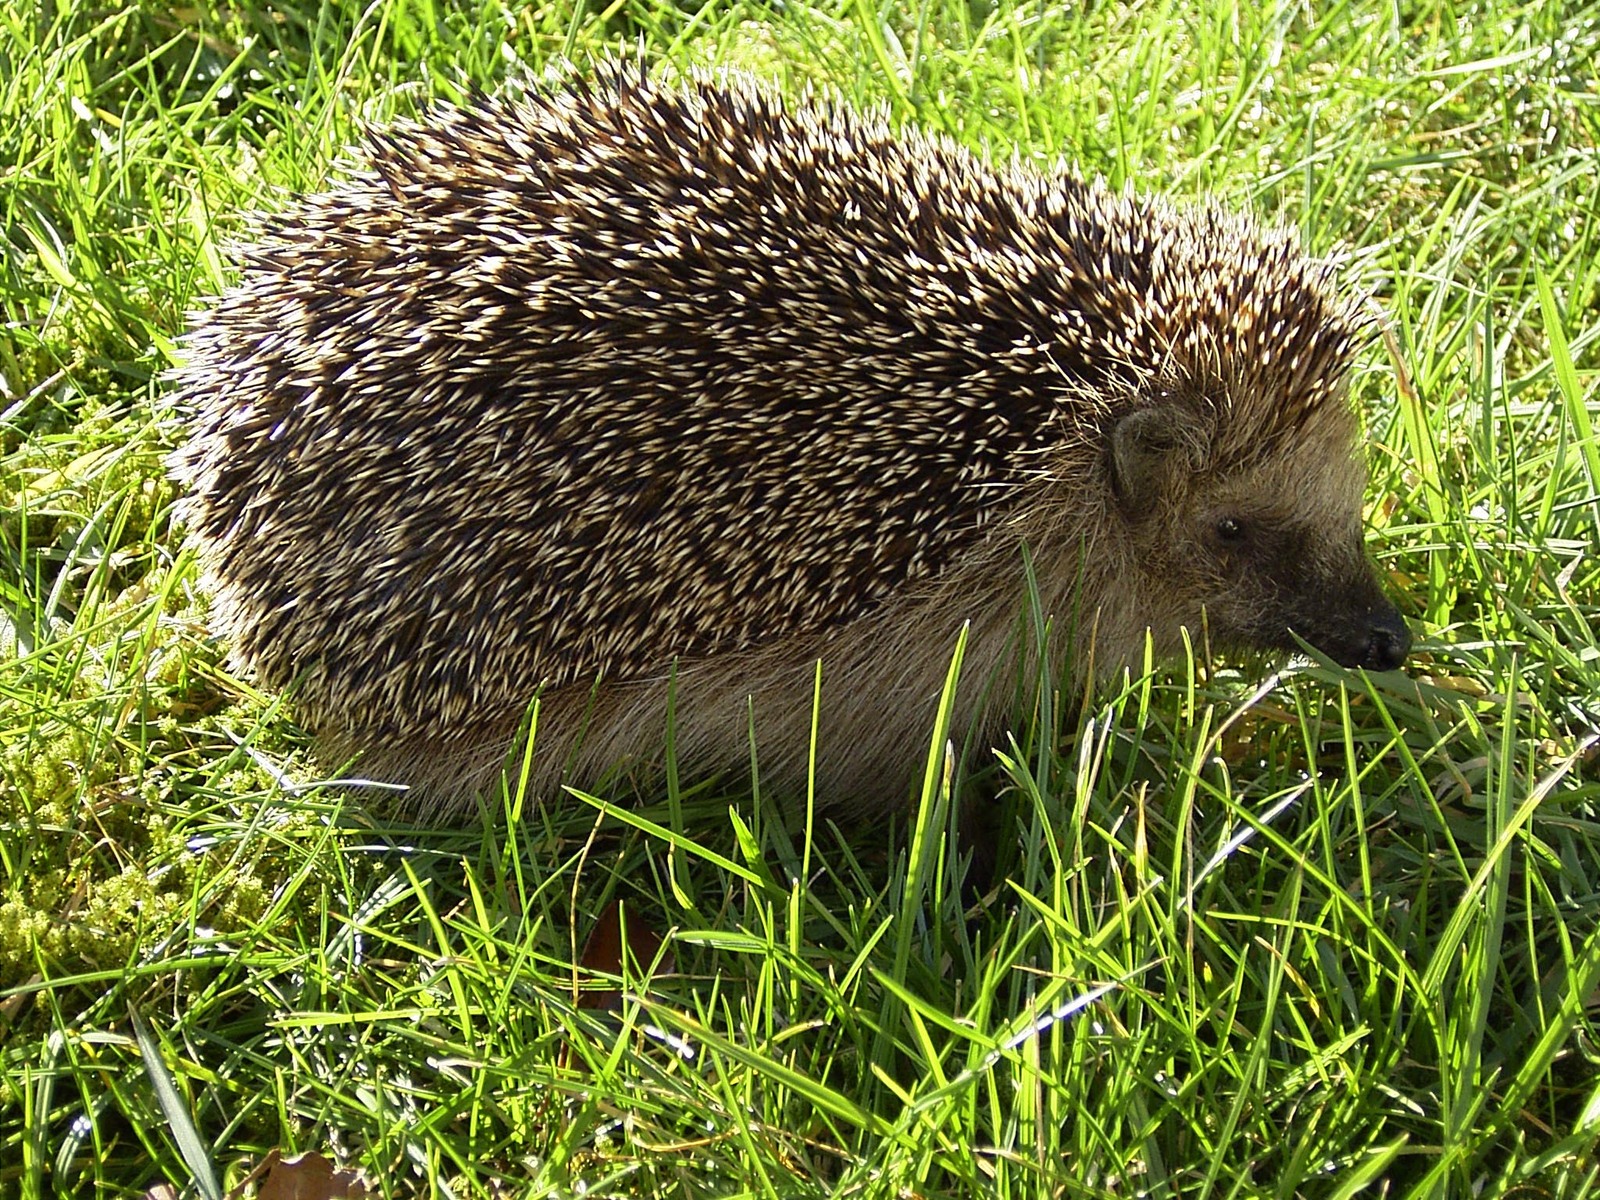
[576,899,671,1011]
[249,1149,369,1200]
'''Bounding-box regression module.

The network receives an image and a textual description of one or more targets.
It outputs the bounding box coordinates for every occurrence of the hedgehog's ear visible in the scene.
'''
[1111,404,1212,516]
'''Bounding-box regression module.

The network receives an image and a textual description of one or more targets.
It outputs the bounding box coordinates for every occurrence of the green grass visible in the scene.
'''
[3,0,1599,1195]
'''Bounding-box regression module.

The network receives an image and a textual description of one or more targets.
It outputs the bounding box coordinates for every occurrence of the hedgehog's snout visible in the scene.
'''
[1315,600,1411,671]
[1355,606,1412,671]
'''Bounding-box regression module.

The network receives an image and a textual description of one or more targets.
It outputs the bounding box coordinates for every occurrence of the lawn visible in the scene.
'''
[2,0,1599,1195]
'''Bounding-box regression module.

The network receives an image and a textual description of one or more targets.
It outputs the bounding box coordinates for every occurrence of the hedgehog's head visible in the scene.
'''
[1107,365,1410,673]
[1085,207,1411,673]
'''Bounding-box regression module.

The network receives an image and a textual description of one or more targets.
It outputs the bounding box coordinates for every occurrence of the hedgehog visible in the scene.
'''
[168,65,1411,819]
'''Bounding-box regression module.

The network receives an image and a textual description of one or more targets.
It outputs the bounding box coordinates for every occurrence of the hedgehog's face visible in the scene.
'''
[1111,400,1410,672]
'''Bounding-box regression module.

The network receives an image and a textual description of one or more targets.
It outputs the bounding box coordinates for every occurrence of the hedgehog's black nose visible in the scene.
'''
[1362,610,1412,671]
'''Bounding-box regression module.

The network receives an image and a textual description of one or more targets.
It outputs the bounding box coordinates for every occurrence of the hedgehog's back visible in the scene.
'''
[171,71,1076,747]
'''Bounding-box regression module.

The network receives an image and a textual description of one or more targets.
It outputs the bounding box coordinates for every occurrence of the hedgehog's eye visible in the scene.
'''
[1215,516,1246,543]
